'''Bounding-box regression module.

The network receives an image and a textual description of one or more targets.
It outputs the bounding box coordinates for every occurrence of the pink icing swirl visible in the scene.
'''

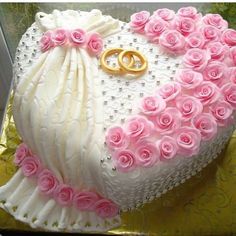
[21,156,41,177]
[157,136,178,160]
[14,143,31,166]
[51,29,68,46]
[94,199,119,218]
[221,83,236,109]
[70,28,86,46]
[86,32,103,56]
[192,113,217,140]
[135,141,160,167]
[175,127,201,157]
[55,184,74,206]
[40,31,54,52]
[177,7,200,20]
[221,29,236,46]
[130,11,150,33]
[153,8,175,22]
[157,82,181,102]
[202,14,228,30]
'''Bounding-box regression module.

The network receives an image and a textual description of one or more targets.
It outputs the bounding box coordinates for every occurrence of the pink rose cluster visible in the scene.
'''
[129,7,236,56]
[14,144,119,218]
[40,28,103,56]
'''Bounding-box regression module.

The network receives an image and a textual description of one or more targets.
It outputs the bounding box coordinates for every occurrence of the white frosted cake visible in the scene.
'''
[1,7,236,232]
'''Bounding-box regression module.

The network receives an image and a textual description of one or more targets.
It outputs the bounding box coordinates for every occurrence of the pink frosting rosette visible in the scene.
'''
[156,136,178,160]
[73,191,100,211]
[229,46,236,66]
[105,126,129,150]
[153,8,175,22]
[38,169,59,195]
[139,95,166,116]
[221,29,236,46]
[183,48,211,71]
[144,17,169,43]
[154,107,182,135]
[175,69,203,89]
[14,143,31,166]
[156,82,181,102]
[175,127,201,157]
[206,41,229,61]
[176,95,203,122]
[203,61,226,87]
[201,25,221,42]
[135,141,160,167]
[86,32,103,56]
[51,29,68,46]
[202,14,228,31]
[70,28,86,46]
[229,67,236,84]
[186,32,205,49]
[113,149,136,172]
[130,11,150,33]
[194,81,220,106]
[175,17,196,36]
[210,100,233,126]
[94,199,119,218]
[40,31,54,52]
[177,6,201,21]
[124,115,153,140]
[54,184,74,206]
[192,113,217,140]
[159,30,186,55]
[21,156,41,177]
[221,83,236,109]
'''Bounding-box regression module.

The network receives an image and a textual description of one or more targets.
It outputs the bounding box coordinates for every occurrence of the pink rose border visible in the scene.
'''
[105,7,236,172]
[39,28,103,56]
[14,143,119,219]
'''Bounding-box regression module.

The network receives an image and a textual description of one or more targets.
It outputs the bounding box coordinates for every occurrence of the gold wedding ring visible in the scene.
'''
[100,48,148,76]
[100,48,135,75]
[118,49,147,75]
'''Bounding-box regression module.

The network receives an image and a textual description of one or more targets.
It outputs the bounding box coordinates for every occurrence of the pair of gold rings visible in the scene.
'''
[100,48,148,75]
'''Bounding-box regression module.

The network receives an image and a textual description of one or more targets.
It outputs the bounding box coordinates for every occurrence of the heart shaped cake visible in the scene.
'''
[1,7,236,232]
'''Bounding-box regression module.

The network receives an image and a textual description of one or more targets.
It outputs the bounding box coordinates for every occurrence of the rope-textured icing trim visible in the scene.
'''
[14,143,119,219]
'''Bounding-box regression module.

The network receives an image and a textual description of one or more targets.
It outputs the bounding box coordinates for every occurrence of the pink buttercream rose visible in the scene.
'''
[135,142,160,167]
[183,48,211,71]
[139,95,166,116]
[38,169,59,195]
[154,107,182,135]
[94,199,119,218]
[14,143,31,166]
[125,116,153,140]
[175,127,201,157]
[157,82,181,102]
[210,100,233,126]
[206,41,229,61]
[192,113,217,140]
[176,95,203,121]
[86,32,103,56]
[40,31,54,52]
[203,61,226,86]
[221,83,236,109]
[201,25,221,42]
[186,32,205,49]
[105,126,129,150]
[130,11,150,33]
[113,149,136,172]
[221,29,236,46]
[229,67,236,84]
[153,8,175,22]
[156,136,178,160]
[51,29,68,46]
[229,46,236,65]
[175,69,203,89]
[177,7,200,20]
[159,30,186,54]
[175,17,195,36]
[144,17,169,42]
[194,81,220,105]
[21,156,41,177]
[54,184,74,206]
[70,28,86,46]
[202,14,228,31]
[73,191,99,211]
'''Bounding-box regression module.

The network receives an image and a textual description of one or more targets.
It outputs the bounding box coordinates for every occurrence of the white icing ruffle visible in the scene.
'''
[0,170,121,232]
